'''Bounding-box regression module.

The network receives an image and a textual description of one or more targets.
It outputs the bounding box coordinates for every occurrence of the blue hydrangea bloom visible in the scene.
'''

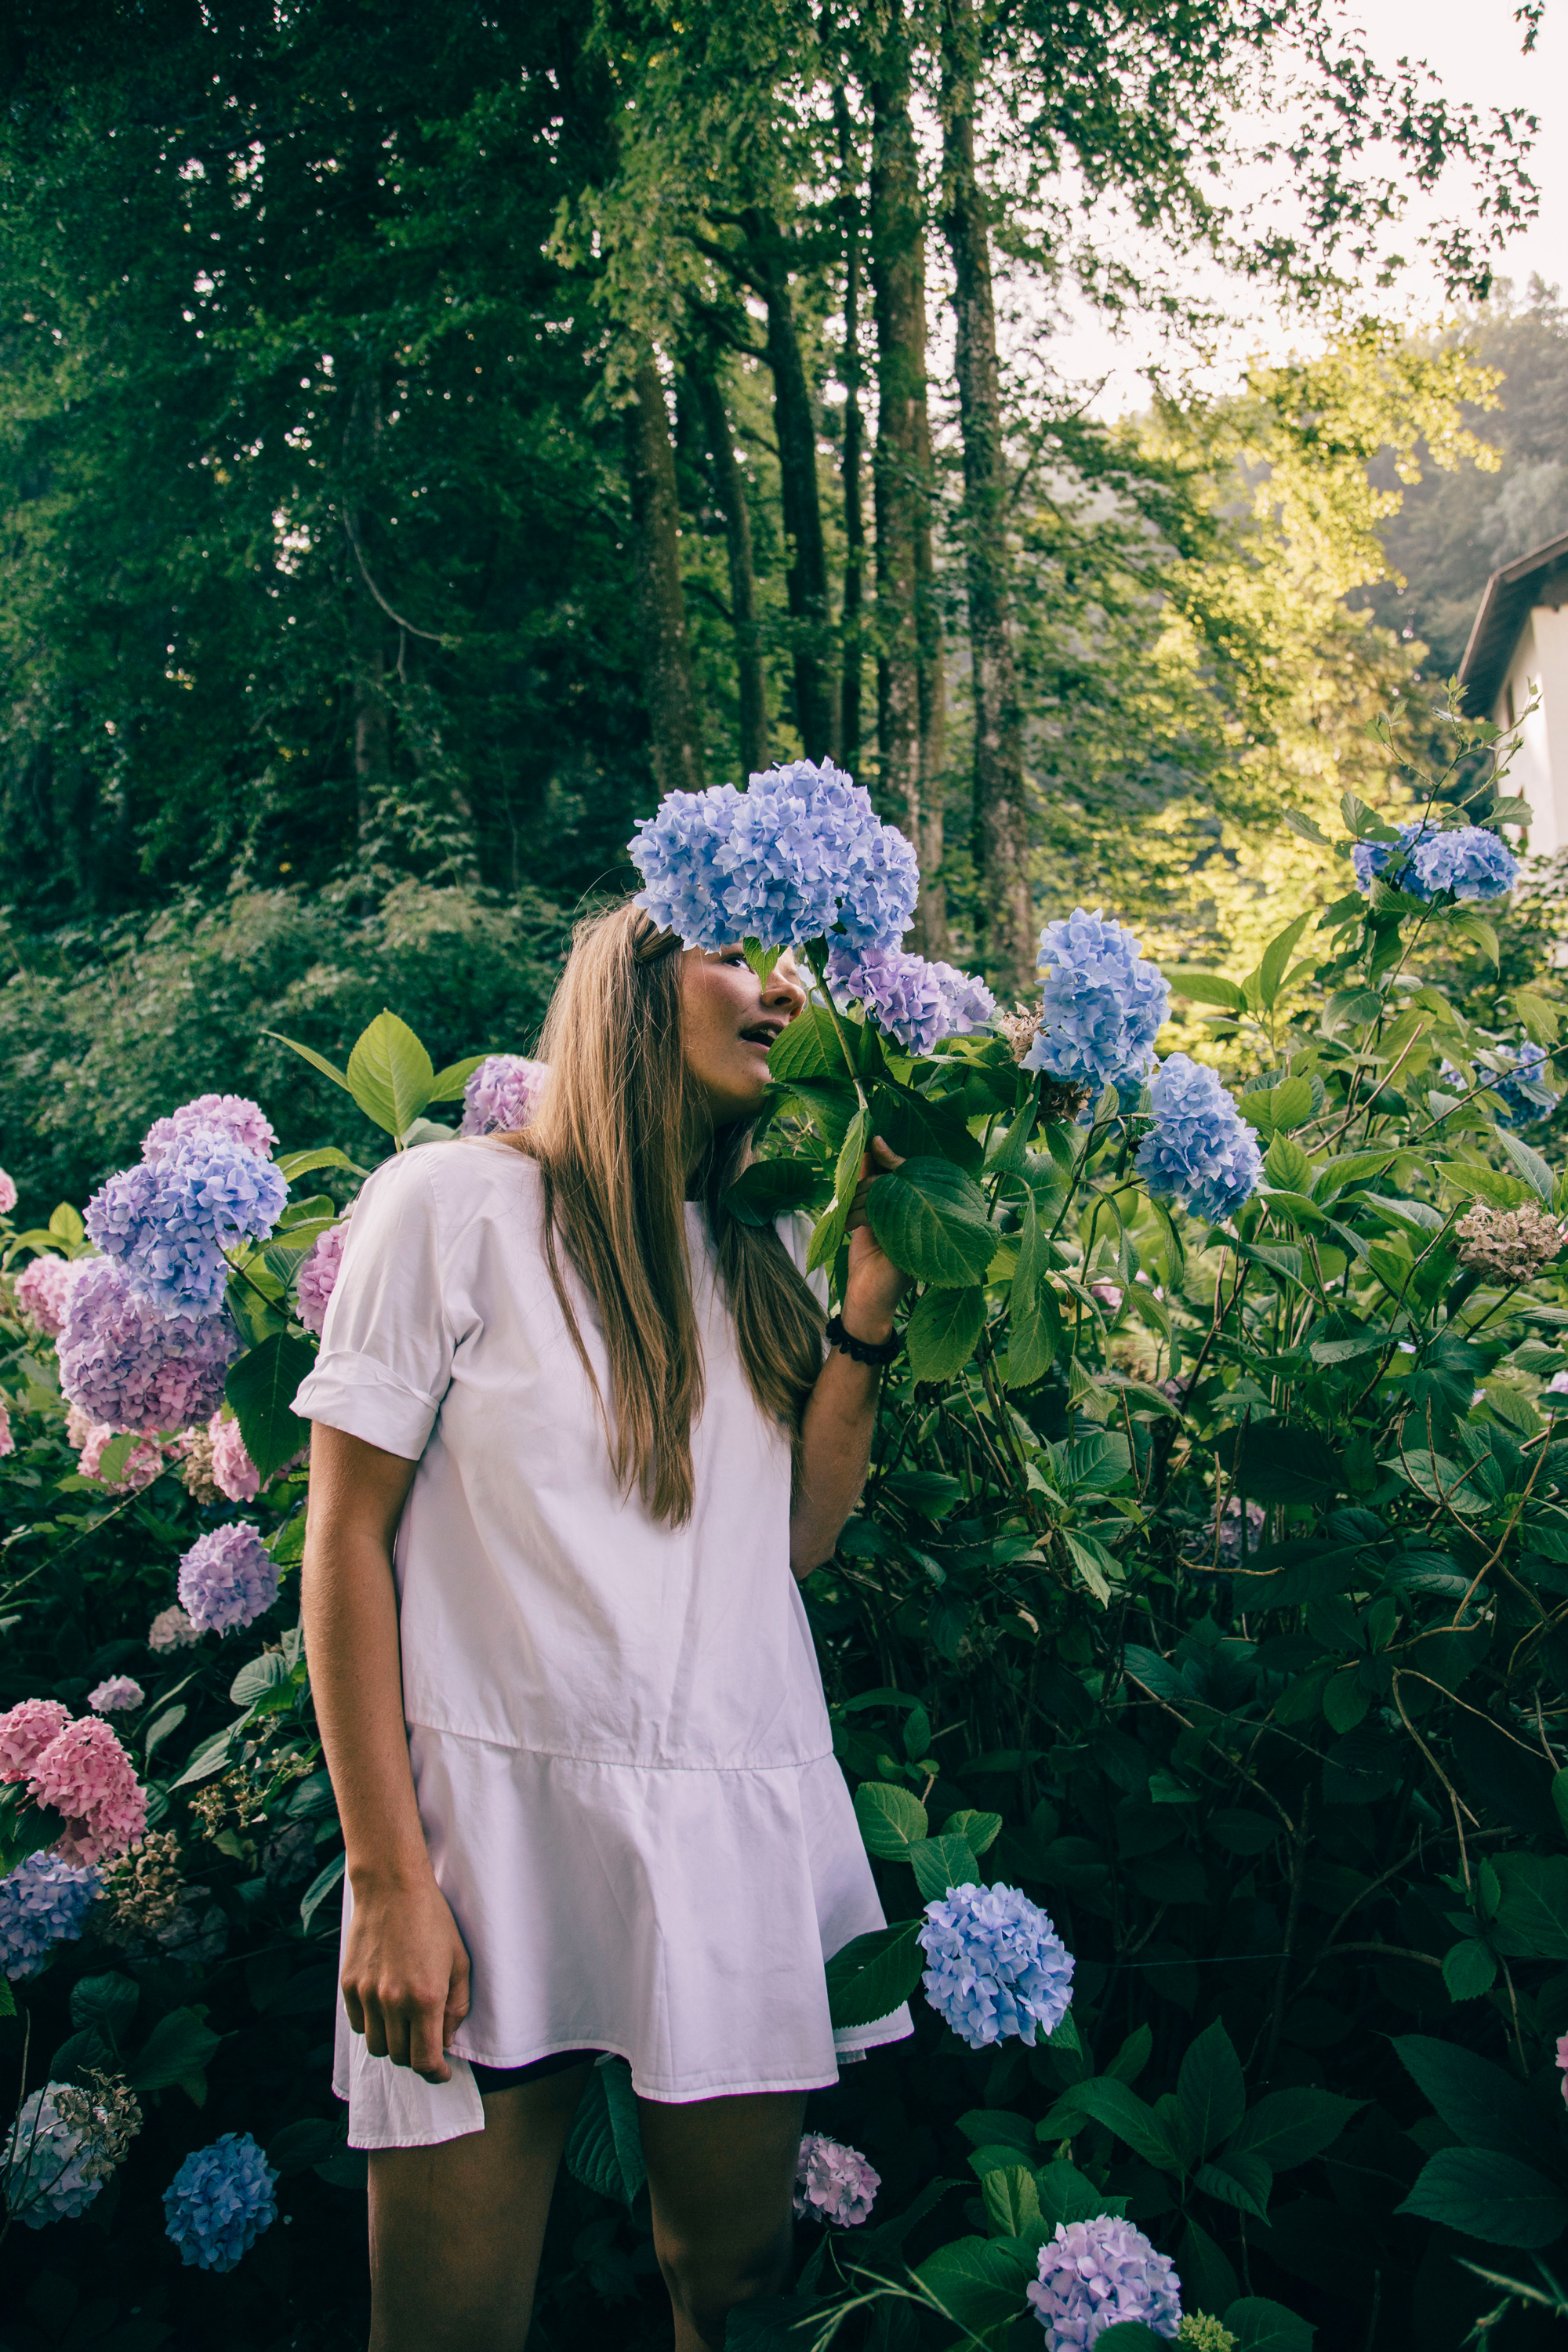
[0,1852,101,1980]
[629,760,920,953]
[1027,2216,1183,2347]
[163,2131,278,2272]
[1134,1054,1263,1224]
[826,944,996,1058]
[1445,1041,1555,1127]
[1412,825,1518,901]
[1350,819,1439,898]
[917,1881,1075,2049]
[86,1134,287,1318]
[58,1258,238,1434]
[3,2085,107,2226]
[1024,910,1168,1091]
[177,1522,279,1635]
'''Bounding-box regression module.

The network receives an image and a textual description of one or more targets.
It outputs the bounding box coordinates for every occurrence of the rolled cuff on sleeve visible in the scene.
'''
[293,1349,442,1462]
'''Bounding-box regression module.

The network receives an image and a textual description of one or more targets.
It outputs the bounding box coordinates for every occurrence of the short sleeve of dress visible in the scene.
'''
[292,1150,455,1461]
[775,1210,831,1317]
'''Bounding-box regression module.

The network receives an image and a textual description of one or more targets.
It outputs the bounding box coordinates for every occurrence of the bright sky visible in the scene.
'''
[1047,0,1566,413]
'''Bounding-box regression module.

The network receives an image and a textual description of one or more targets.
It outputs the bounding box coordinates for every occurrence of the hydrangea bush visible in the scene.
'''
[2,716,1567,2346]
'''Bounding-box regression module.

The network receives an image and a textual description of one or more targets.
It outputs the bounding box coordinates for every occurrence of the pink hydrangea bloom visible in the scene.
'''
[460,1056,549,1138]
[296,1225,346,1337]
[59,1259,238,1434]
[0,1403,12,1460]
[793,2134,880,2226]
[1556,2034,1568,2106]
[27,1717,147,1865]
[88,1677,143,1714]
[14,1254,85,1339]
[143,1094,277,1163]
[148,1603,202,1652]
[0,1170,16,1215]
[0,1698,73,1784]
[75,1421,165,1493]
[178,1522,278,1635]
[209,1412,260,1503]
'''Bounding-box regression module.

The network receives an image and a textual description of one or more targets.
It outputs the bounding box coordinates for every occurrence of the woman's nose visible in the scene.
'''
[765,956,808,1012]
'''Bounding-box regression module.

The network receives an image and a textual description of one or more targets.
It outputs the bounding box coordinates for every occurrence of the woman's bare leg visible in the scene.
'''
[365,2063,594,2352]
[638,2090,807,2352]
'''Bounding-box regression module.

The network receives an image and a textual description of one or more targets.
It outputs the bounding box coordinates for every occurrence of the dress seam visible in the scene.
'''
[404,1718,834,1773]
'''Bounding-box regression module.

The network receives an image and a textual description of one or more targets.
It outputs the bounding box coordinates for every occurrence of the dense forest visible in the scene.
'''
[0,0,1556,1210]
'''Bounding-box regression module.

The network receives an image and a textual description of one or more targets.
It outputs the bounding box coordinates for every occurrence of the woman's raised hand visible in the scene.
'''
[340,1869,473,2083]
[842,1136,911,1340]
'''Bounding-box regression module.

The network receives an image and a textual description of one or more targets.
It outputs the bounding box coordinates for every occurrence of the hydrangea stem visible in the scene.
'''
[804,944,872,1116]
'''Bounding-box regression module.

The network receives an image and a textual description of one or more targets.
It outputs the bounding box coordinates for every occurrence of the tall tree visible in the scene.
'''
[939,0,1031,989]
[623,354,705,797]
[691,362,769,774]
[834,90,867,774]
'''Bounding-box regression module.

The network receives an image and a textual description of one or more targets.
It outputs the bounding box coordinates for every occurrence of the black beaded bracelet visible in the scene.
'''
[826,1312,902,1367]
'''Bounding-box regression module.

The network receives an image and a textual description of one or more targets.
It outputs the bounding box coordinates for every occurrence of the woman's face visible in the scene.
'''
[680,946,808,1126]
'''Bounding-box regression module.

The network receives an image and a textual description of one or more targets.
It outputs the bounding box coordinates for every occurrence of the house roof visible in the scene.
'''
[1459,528,1568,717]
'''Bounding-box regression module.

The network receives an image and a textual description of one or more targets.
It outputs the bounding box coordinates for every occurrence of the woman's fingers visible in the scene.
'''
[846,1134,906,1232]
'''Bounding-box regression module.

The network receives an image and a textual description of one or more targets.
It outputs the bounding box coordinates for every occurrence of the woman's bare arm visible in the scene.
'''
[789,1141,909,1577]
[302,1425,470,2082]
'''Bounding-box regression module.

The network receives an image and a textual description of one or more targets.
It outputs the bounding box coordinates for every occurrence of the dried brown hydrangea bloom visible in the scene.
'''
[179,1423,220,1503]
[995,1006,1041,1063]
[98,1828,185,1942]
[1456,1202,1568,1285]
[53,2071,143,2180]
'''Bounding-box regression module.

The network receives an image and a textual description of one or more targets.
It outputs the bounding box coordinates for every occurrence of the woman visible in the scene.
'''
[296,905,913,2352]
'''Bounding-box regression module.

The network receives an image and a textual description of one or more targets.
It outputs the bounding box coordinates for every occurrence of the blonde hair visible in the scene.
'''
[514,901,824,1525]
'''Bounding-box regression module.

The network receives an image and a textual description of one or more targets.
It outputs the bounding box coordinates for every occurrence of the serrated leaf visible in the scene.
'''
[866,1157,996,1287]
[1008,1189,1062,1388]
[909,1833,979,1900]
[564,2056,646,2206]
[1227,2088,1359,2170]
[299,1850,346,1929]
[1069,2078,1187,2174]
[906,1284,985,1382]
[227,1330,317,1483]
[1167,968,1247,1012]
[1397,2147,1568,2248]
[807,1107,870,1274]
[1498,1128,1555,1203]
[944,1809,1003,1855]
[129,2007,221,2094]
[345,1010,435,1137]
[1260,913,1313,1010]
[230,1652,292,1708]
[1178,2018,1247,2158]
[982,2165,1043,2240]
[276,1147,358,1183]
[724,1160,829,1229]
[854,1781,928,1857]
[1225,2296,1316,2352]
[826,1919,923,2031]
[1196,2153,1272,2222]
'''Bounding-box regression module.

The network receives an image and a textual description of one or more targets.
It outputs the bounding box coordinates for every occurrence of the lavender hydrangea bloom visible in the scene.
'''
[630,762,919,953]
[58,1260,238,1434]
[1411,826,1518,901]
[0,1852,101,1980]
[793,2133,880,2225]
[3,2085,106,2225]
[163,2131,279,2272]
[1024,910,1168,1091]
[296,1224,347,1335]
[148,1602,203,1651]
[1134,1055,1263,1225]
[88,1676,143,1714]
[459,1055,550,1138]
[1028,2216,1183,2347]
[178,1523,278,1635]
[86,1134,288,1318]
[143,1094,277,1163]
[917,1882,1075,2050]
[1350,819,1439,898]
[826,944,997,1058]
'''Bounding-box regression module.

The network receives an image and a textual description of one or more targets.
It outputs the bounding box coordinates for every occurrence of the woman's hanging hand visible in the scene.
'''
[842,1135,911,1341]
[340,1870,472,2083]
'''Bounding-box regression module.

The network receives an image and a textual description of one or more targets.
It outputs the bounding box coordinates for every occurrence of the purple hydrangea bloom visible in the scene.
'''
[0,1852,101,1980]
[459,1055,550,1138]
[86,1134,288,1318]
[1411,825,1517,902]
[793,2133,880,2225]
[1134,1054,1263,1225]
[1350,819,1439,898]
[3,2085,107,2226]
[917,1881,1075,2050]
[630,761,920,953]
[826,944,997,1058]
[1025,910,1168,1091]
[163,2131,279,2272]
[59,1260,239,1433]
[295,1225,345,1336]
[177,1523,279,1635]
[1028,2216,1182,2347]
[88,1676,143,1714]
[143,1094,277,1163]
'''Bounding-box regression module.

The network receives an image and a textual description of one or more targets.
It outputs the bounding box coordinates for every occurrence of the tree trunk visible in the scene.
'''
[745,213,837,764]
[869,29,944,946]
[941,0,1033,992]
[836,92,866,777]
[624,353,703,799]
[343,376,390,851]
[693,366,768,776]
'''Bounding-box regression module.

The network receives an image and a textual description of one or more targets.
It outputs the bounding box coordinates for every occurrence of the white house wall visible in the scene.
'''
[1496,604,1568,861]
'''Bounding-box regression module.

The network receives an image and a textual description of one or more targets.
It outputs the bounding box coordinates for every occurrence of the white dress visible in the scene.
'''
[292,1138,910,2148]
